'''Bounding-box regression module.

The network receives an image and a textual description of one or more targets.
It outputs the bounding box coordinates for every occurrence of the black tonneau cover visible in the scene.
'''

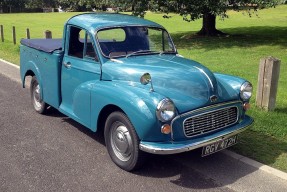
[20,39,62,53]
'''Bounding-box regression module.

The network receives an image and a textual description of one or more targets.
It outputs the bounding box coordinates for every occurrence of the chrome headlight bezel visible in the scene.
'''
[240,82,253,101]
[156,98,176,122]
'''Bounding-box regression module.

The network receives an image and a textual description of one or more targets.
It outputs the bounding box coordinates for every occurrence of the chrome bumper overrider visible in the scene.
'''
[139,115,253,155]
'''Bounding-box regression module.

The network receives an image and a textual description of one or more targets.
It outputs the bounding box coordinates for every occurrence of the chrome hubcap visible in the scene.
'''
[110,124,132,161]
[33,84,42,109]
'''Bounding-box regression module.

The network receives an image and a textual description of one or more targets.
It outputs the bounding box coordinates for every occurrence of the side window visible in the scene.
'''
[68,26,84,58]
[68,26,98,61]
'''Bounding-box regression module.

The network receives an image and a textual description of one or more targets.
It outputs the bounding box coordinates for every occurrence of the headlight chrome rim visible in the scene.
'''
[240,82,253,101]
[156,98,176,122]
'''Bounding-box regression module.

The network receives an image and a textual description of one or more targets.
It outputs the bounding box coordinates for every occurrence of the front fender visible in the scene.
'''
[90,81,171,142]
[215,73,246,101]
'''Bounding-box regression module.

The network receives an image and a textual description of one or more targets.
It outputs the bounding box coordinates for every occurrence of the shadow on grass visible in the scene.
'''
[232,129,287,172]
[171,26,287,50]
[274,107,287,114]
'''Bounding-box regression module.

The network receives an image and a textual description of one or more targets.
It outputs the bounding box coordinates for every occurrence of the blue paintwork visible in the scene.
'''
[59,53,101,128]
[101,54,245,114]
[67,13,162,31]
[20,13,253,152]
[20,46,63,108]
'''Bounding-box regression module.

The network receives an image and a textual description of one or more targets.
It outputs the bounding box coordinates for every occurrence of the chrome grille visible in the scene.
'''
[183,107,238,137]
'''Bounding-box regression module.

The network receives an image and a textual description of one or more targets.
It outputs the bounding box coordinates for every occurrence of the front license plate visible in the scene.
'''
[202,135,238,157]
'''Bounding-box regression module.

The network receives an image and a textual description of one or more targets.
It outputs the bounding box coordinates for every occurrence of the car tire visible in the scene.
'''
[30,76,47,114]
[104,111,146,171]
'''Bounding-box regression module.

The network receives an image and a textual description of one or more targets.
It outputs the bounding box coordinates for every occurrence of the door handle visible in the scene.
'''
[63,62,71,68]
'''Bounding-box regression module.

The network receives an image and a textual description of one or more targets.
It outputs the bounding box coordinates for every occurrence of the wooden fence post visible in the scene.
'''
[12,26,16,45]
[26,28,30,39]
[44,30,52,39]
[256,56,281,111]
[0,25,4,42]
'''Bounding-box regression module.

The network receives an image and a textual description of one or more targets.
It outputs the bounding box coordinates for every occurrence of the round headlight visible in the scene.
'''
[156,98,176,122]
[240,82,253,101]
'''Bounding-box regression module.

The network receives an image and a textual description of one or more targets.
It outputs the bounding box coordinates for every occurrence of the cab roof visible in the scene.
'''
[66,13,163,31]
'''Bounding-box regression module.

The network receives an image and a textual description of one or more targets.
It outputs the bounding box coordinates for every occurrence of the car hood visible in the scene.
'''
[102,54,238,113]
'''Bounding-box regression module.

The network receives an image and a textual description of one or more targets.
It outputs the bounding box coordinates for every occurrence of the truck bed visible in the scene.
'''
[20,39,62,53]
[20,41,63,109]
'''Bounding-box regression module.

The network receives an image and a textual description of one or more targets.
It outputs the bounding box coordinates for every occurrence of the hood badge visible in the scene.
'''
[210,95,218,103]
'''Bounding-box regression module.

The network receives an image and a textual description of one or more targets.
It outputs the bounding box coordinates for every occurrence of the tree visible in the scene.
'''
[128,0,280,36]
[113,0,149,16]
[25,0,57,8]
[57,0,108,11]
[0,0,26,13]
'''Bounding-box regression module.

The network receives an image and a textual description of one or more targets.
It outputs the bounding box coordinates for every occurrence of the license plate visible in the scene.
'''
[202,135,238,157]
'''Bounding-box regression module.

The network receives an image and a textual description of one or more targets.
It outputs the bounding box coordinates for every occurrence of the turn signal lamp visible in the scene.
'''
[243,102,251,111]
[161,124,171,134]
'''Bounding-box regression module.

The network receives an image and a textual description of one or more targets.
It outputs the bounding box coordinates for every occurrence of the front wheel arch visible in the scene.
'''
[97,104,124,135]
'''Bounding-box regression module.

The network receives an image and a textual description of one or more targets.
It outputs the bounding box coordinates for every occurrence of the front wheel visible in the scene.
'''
[104,112,146,171]
[30,76,47,114]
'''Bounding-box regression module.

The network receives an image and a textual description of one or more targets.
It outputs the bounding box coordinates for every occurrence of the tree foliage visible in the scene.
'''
[129,0,280,36]
[117,0,149,17]
[0,0,107,12]
[0,0,281,35]
[25,0,57,8]
[151,0,279,20]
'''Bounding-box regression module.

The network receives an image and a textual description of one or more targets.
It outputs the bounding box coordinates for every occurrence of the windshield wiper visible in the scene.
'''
[126,50,159,58]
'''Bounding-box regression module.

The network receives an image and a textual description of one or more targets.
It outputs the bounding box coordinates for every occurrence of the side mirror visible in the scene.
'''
[140,73,151,85]
[140,73,154,92]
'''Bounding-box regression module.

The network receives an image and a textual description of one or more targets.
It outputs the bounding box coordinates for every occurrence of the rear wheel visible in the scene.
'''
[30,76,47,114]
[104,111,146,171]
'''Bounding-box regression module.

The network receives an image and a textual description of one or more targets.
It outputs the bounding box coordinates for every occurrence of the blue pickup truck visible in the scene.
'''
[20,13,253,171]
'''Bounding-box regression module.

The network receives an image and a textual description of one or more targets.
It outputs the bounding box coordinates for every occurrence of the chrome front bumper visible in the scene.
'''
[139,115,253,155]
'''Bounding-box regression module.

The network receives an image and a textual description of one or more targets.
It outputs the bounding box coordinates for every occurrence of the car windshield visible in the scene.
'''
[96,26,176,58]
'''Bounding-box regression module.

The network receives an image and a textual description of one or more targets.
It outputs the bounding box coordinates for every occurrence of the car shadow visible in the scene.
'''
[44,107,286,190]
[61,116,106,146]
[133,152,226,189]
[43,106,66,117]
[44,107,106,146]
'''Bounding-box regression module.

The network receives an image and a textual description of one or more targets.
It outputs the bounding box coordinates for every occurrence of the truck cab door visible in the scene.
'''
[60,26,101,128]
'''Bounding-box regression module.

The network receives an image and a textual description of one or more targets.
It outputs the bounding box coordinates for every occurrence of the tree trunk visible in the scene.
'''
[197,12,226,36]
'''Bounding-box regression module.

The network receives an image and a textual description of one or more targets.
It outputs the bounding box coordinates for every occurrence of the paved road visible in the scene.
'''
[1,61,287,192]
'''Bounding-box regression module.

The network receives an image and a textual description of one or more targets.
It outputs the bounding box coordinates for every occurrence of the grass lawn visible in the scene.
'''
[0,6,286,172]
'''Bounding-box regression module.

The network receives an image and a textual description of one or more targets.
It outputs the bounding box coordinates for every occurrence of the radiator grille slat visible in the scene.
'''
[183,107,238,137]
